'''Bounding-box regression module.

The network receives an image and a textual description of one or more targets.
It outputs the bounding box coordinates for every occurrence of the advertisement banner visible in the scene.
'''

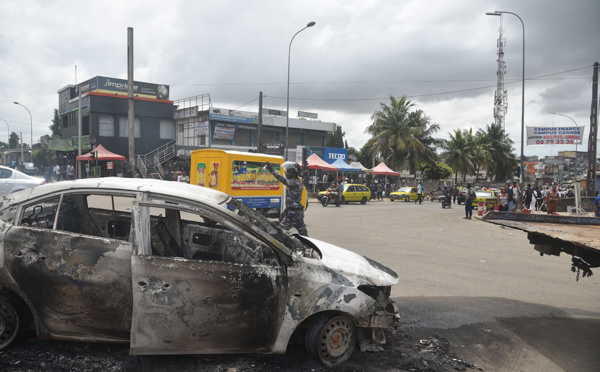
[80,76,169,100]
[196,121,209,136]
[323,147,348,164]
[262,142,284,156]
[209,107,258,124]
[231,160,280,191]
[213,125,235,140]
[526,126,585,145]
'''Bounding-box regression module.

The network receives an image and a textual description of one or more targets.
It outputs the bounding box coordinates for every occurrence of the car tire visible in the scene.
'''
[305,314,356,367]
[405,196,410,202]
[360,196,367,204]
[0,292,29,350]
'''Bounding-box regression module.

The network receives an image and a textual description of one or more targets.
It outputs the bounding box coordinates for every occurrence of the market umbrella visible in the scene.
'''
[331,158,361,172]
[76,144,126,161]
[349,161,372,173]
[302,153,338,171]
[371,162,401,177]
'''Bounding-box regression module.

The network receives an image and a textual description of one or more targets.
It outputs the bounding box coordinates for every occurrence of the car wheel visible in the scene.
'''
[0,292,28,350]
[405,196,410,202]
[305,314,356,367]
[360,196,367,204]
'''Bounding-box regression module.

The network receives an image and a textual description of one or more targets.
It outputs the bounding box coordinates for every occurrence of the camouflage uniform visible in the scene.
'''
[272,172,308,236]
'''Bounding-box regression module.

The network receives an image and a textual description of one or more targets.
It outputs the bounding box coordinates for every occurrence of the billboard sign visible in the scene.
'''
[209,108,258,124]
[298,111,318,119]
[261,142,284,156]
[526,126,585,145]
[213,125,235,140]
[78,76,169,100]
[322,147,348,164]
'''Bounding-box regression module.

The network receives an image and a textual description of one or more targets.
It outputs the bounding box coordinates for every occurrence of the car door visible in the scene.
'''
[0,167,15,194]
[129,200,287,355]
[345,185,356,201]
[3,194,134,341]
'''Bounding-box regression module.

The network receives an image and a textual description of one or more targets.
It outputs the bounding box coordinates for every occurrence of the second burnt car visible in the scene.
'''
[0,178,399,366]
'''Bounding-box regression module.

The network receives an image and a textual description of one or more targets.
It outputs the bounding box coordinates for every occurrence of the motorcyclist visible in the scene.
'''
[442,186,451,206]
[265,161,308,236]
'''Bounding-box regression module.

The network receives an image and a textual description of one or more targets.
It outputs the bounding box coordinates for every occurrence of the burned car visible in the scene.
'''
[0,178,399,366]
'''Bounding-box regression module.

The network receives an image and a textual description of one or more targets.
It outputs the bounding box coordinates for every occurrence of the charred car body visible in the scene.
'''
[0,178,399,366]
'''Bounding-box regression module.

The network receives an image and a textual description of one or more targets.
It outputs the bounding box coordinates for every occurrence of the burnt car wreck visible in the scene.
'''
[0,178,399,366]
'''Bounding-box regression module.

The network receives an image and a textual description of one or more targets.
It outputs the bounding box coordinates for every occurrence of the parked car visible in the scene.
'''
[472,190,498,208]
[17,162,40,176]
[389,186,419,202]
[0,165,46,195]
[0,178,399,366]
[317,183,371,204]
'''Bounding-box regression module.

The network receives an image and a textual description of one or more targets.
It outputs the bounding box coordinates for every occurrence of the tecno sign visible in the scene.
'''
[328,153,345,160]
[323,147,348,164]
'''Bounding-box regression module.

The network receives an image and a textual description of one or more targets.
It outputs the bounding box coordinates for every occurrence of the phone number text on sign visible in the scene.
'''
[535,139,576,145]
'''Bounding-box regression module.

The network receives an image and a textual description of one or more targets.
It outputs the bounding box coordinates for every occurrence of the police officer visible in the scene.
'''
[265,161,308,236]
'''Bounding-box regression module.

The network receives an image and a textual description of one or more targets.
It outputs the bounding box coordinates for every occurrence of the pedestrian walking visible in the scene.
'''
[415,183,423,204]
[452,185,458,204]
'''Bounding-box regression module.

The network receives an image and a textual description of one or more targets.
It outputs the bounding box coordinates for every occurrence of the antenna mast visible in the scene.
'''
[493,16,508,129]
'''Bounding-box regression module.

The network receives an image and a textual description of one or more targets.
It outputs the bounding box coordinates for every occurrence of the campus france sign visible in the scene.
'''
[526,126,585,145]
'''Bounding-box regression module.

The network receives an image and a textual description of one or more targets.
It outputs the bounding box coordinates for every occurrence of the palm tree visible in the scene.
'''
[480,123,517,182]
[366,95,415,170]
[367,96,441,173]
[407,109,442,174]
[441,129,473,184]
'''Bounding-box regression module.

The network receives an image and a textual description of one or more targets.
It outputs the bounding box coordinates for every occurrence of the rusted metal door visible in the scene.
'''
[129,202,287,355]
[3,226,133,341]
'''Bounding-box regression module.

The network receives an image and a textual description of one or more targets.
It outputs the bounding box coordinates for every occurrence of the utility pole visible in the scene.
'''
[127,27,135,174]
[257,92,263,153]
[76,65,82,179]
[586,62,598,196]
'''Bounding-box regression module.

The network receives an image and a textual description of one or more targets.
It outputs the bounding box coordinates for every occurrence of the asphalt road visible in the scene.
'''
[305,197,600,371]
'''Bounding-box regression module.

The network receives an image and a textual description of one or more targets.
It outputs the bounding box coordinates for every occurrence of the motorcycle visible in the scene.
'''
[442,195,452,208]
[321,188,342,207]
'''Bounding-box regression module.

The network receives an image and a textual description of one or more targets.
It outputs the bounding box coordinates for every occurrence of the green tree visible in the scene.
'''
[422,161,453,180]
[50,108,61,137]
[441,129,473,184]
[479,123,517,182]
[9,132,20,149]
[356,139,376,168]
[366,95,417,170]
[32,147,55,170]
[405,109,442,174]
[326,125,346,148]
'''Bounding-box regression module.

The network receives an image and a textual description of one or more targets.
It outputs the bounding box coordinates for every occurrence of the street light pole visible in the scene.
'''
[0,117,9,146]
[487,10,525,210]
[285,21,315,160]
[13,102,33,162]
[551,112,579,176]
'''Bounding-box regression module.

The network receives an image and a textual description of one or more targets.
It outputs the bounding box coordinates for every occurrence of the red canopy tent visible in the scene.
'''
[76,145,126,161]
[371,162,401,177]
[302,153,338,171]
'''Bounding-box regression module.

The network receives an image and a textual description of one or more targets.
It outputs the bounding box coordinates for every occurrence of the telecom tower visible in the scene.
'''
[492,16,508,129]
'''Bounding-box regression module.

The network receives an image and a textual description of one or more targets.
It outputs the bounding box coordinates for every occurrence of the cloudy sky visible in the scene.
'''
[1,0,598,160]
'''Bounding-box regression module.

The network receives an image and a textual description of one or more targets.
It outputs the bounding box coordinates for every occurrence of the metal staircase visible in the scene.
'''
[136,139,177,178]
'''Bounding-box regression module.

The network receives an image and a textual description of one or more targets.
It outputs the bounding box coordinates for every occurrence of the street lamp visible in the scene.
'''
[487,10,525,210]
[551,112,579,175]
[0,117,9,146]
[13,102,33,153]
[285,21,316,160]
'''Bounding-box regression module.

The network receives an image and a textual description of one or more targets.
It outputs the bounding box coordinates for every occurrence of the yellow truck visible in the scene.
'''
[190,149,306,216]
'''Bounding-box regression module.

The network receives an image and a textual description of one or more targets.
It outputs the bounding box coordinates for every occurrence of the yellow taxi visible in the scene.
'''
[472,190,498,208]
[318,184,371,205]
[389,186,419,202]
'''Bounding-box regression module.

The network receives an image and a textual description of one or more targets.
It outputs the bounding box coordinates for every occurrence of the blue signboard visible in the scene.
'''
[322,147,348,164]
